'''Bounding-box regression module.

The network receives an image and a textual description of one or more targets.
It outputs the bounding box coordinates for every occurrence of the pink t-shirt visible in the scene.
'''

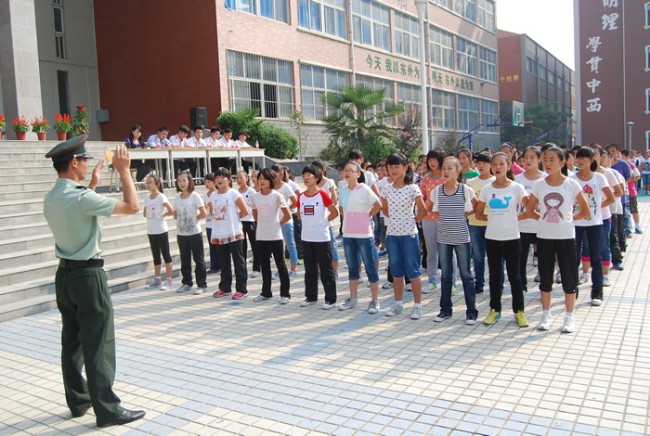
[627,162,638,197]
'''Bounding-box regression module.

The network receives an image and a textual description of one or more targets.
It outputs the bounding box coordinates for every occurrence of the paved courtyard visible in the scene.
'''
[1,202,649,435]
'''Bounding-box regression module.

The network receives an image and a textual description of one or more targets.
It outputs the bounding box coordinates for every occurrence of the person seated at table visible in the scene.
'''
[218,128,234,148]
[146,126,172,148]
[184,125,207,176]
[170,125,193,175]
[206,127,221,148]
[125,124,150,181]
[216,128,235,172]
[236,131,254,173]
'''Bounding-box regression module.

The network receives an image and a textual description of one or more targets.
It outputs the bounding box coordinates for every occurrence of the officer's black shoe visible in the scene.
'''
[97,409,146,428]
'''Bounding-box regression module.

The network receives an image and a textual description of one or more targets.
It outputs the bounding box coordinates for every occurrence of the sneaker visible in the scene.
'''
[212,289,231,298]
[534,273,541,283]
[338,298,357,311]
[250,271,261,278]
[357,276,366,284]
[579,273,589,284]
[145,277,162,289]
[385,304,404,317]
[176,284,193,294]
[253,294,271,302]
[410,306,423,320]
[591,298,602,306]
[555,271,562,284]
[206,269,220,275]
[289,271,298,279]
[382,281,393,290]
[433,312,451,322]
[625,231,632,239]
[279,297,290,305]
[475,285,484,295]
[405,283,412,292]
[515,311,529,328]
[160,279,173,291]
[603,276,611,287]
[561,316,576,333]
[483,309,502,325]
[536,313,553,331]
[465,315,478,325]
[193,287,206,295]
[452,284,457,292]
[322,301,336,310]
[232,292,248,300]
[367,300,380,314]
[425,280,438,293]
[378,248,388,257]
[635,226,644,234]
[532,256,538,267]
[300,299,316,307]
[612,263,624,271]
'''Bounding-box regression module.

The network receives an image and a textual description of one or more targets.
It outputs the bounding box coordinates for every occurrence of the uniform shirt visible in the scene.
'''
[531,177,582,240]
[297,190,334,242]
[145,192,170,235]
[514,172,546,234]
[146,134,171,148]
[207,189,244,244]
[340,183,378,239]
[432,183,474,244]
[206,136,221,147]
[173,192,204,236]
[569,172,608,227]
[382,183,422,236]
[218,137,234,148]
[251,190,287,241]
[478,182,527,241]
[44,178,117,260]
[598,168,617,220]
[184,137,207,148]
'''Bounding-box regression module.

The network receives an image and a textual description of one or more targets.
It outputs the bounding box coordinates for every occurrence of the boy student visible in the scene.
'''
[146,126,172,148]
[206,127,222,147]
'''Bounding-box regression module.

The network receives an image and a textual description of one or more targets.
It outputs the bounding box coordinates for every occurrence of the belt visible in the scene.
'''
[59,259,104,269]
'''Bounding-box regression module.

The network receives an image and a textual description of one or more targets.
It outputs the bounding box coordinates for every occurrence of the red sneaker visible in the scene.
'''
[232,292,248,300]
[212,289,230,298]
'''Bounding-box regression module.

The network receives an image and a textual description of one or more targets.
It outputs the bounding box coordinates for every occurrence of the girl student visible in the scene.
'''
[250,168,292,304]
[599,150,626,271]
[236,170,260,278]
[313,160,340,279]
[570,146,615,306]
[457,147,479,182]
[271,165,299,278]
[514,146,545,292]
[430,157,479,324]
[337,162,383,314]
[144,174,174,290]
[382,153,428,320]
[526,146,591,334]
[297,165,339,309]
[209,168,251,300]
[475,152,529,328]
[466,152,495,295]
[203,173,221,275]
[172,171,207,295]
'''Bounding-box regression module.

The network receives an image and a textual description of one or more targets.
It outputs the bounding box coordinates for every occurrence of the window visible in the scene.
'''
[477,0,495,31]
[225,0,288,23]
[297,0,347,38]
[352,0,390,51]
[430,26,454,69]
[481,100,498,132]
[397,82,421,113]
[526,57,537,75]
[539,65,547,82]
[433,0,451,8]
[57,70,70,115]
[228,51,294,118]
[53,0,66,59]
[357,75,395,123]
[646,45,650,70]
[456,37,478,76]
[458,95,479,131]
[455,0,476,22]
[394,12,420,59]
[646,2,650,28]
[479,47,496,82]
[646,88,650,113]
[646,130,650,150]
[300,64,349,120]
[432,90,456,130]
[548,71,555,86]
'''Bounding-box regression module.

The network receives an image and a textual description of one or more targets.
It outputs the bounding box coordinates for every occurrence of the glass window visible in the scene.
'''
[479,46,496,83]
[57,70,70,115]
[646,2,650,28]
[357,74,396,124]
[458,95,479,131]
[526,57,537,75]
[455,0,476,22]
[298,0,347,38]
[456,37,478,76]
[430,26,454,69]
[539,65,547,82]
[352,0,390,51]
[228,51,294,118]
[477,0,495,31]
[300,64,349,120]
[397,82,421,113]
[646,45,650,70]
[481,99,498,133]
[646,130,650,150]
[646,88,650,113]
[548,71,555,86]
[53,0,66,59]
[226,0,289,23]
[394,12,420,60]
[432,90,456,130]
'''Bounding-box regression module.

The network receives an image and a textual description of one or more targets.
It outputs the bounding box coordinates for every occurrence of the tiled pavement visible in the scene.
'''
[1,202,649,435]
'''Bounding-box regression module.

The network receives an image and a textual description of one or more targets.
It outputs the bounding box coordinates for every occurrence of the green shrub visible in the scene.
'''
[252,124,298,159]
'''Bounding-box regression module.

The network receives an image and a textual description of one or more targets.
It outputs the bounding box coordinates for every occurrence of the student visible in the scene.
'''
[146,126,171,148]
[382,153,427,319]
[600,151,626,270]
[172,171,207,295]
[284,167,304,263]
[457,148,479,182]
[526,147,591,333]
[313,160,339,277]
[205,126,221,148]
[272,165,298,278]
[476,152,529,327]
[570,146,614,306]
[237,171,260,278]
[298,165,339,309]
[466,152,495,295]
[337,162,382,313]
[419,149,446,291]
[202,173,220,275]
[184,125,207,148]
[514,146,545,292]
[251,168,292,303]
[143,174,174,290]
[125,124,150,181]
[499,142,524,175]
[209,169,250,300]
[431,157,478,324]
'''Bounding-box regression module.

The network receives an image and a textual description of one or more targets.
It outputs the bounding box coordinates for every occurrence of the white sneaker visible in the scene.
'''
[322,301,336,310]
[193,287,205,295]
[591,298,602,306]
[367,300,380,314]
[253,294,271,302]
[534,274,541,283]
[404,283,412,292]
[579,273,589,284]
[561,316,576,333]
[603,276,611,287]
[532,256,538,267]
[160,279,173,291]
[176,284,192,294]
[279,297,290,305]
[410,306,423,320]
[385,304,404,317]
[250,271,260,278]
[300,299,316,307]
[382,281,393,290]
[536,313,553,331]
[555,271,562,284]
[145,277,162,289]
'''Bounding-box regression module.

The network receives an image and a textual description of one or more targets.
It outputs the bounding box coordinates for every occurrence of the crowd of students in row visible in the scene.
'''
[140,142,642,334]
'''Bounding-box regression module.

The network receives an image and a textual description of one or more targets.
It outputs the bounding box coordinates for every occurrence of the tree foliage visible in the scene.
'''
[500,102,571,149]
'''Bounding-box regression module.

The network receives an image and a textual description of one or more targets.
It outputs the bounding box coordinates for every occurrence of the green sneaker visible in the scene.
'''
[483,309,502,325]
[515,311,529,328]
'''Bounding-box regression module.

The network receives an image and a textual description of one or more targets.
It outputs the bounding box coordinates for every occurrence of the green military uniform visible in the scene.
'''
[43,135,124,425]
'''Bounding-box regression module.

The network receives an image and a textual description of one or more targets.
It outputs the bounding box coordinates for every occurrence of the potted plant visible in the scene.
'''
[54,113,72,140]
[71,105,89,136]
[12,116,30,140]
[31,116,50,140]
[0,114,5,140]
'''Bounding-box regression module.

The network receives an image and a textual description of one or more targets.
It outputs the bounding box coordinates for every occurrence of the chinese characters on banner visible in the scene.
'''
[584,0,620,114]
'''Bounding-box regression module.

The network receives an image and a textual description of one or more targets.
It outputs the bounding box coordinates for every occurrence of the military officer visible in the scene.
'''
[43,135,145,428]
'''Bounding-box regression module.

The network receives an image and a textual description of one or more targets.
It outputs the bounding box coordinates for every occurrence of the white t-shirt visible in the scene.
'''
[173,192,204,236]
[238,187,256,222]
[208,189,244,244]
[514,172,546,234]
[598,168,618,220]
[376,177,390,220]
[569,172,608,226]
[276,183,296,222]
[382,183,422,236]
[297,190,334,242]
[145,193,170,235]
[251,190,287,241]
[609,168,624,215]
[287,180,300,214]
[531,178,582,240]
[202,191,213,227]
[478,182,527,241]
[341,183,379,239]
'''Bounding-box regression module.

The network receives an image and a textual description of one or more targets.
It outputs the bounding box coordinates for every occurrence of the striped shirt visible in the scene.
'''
[432,183,474,245]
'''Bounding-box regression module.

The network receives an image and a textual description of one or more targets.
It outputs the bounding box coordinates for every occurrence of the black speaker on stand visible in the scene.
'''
[190,107,208,129]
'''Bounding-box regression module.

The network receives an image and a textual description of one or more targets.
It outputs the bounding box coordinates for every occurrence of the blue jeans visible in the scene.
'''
[468,225,486,288]
[575,225,603,299]
[328,226,339,262]
[386,234,421,279]
[282,221,298,266]
[601,218,612,264]
[438,242,477,318]
[343,237,379,283]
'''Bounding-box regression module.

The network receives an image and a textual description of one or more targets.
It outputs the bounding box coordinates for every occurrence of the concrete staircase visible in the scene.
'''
[0,140,201,322]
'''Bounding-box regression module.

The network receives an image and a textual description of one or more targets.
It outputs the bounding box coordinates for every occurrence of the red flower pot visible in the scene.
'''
[16,131,26,140]
[57,131,67,141]
[36,132,46,141]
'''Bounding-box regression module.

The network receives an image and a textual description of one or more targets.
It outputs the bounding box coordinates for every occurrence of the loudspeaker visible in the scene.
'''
[190,107,208,129]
